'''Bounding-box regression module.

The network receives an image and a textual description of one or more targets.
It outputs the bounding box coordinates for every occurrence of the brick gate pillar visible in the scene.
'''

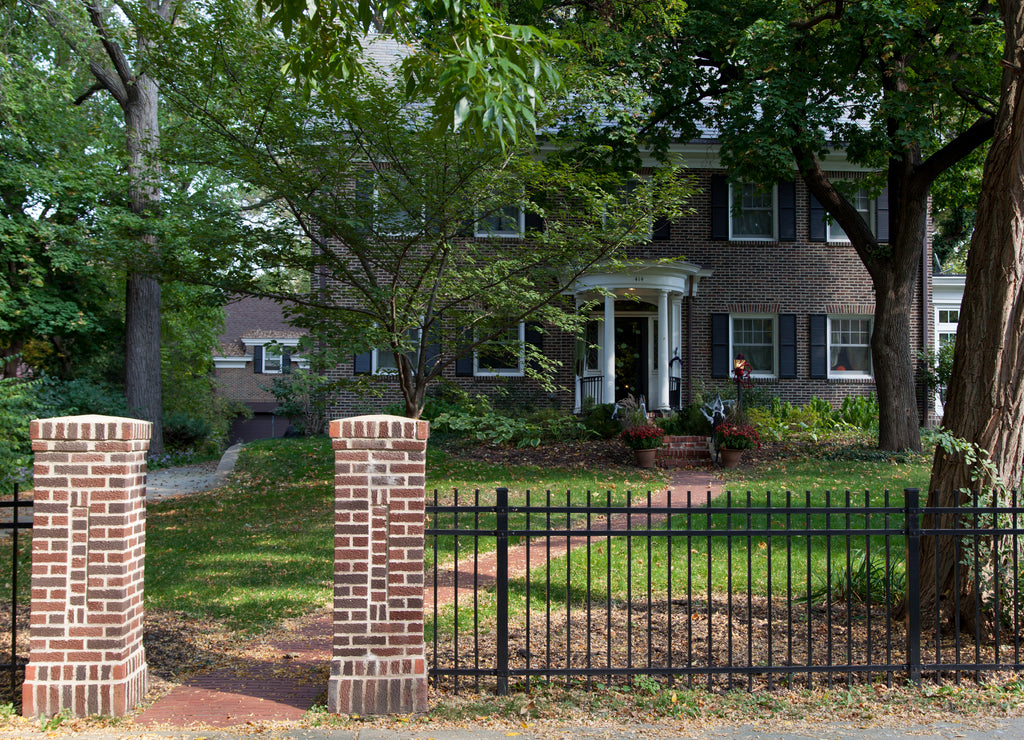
[23,415,150,718]
[328,414,429,715]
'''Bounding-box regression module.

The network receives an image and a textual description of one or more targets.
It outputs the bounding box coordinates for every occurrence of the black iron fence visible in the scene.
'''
[426,486,1024,693]
[1,484,32,705]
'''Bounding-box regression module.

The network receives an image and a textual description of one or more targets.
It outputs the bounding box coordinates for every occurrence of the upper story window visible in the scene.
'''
[244,338,304,375]
[730,183,775,241]
[829,316,872,378]
[261,347,284,374]
[730,314,777,378]
[475,206,524,238]
[827,189,872,242]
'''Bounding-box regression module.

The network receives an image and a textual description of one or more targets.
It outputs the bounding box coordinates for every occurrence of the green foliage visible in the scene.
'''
[162,411,213,450]
[811,549,906,609]
[836,394,880,431]
[580,402,622,439]
[432,408,592,448]
[267,369,333,436]
[655,404,712,436]
[150,9,694,418]
[0,376,37,486]
[918,344,956,403]
[34,374,128,418]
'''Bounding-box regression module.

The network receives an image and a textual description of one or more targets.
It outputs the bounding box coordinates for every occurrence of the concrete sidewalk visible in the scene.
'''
[6,717,1024,739]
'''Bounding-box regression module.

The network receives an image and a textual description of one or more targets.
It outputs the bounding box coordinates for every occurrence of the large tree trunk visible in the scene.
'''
[122,75,164,454]
[869,170,929,453]
[919,0,1024,621]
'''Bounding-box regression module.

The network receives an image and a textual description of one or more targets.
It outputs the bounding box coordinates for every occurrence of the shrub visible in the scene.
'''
[34,374,128,418]
[836,394,879,431]
[656,404,712,436]
[0,376,38,486]
[580,402,620,439]
[267,369,332,436]
[162,411,213,449]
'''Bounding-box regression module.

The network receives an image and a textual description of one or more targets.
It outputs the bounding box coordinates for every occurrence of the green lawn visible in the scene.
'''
[2,436,934,634]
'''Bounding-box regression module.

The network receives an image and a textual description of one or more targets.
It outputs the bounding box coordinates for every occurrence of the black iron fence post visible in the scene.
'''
[905,487,922,685]
[495,486,510,695]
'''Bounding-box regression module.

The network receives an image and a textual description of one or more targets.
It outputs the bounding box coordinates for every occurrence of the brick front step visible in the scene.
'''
[658,435,712,465]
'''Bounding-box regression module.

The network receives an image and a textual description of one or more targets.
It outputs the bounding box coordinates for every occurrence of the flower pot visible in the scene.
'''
[720,447,743,469]
[634,448,658,468]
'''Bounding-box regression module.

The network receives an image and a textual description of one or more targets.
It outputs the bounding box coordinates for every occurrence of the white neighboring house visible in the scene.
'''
[932,273,966,419]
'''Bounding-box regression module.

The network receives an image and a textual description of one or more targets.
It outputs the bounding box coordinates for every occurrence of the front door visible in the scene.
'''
[614,317,648,403]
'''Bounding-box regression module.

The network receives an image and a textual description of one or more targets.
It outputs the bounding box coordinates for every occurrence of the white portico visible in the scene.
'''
[570,261,711,412]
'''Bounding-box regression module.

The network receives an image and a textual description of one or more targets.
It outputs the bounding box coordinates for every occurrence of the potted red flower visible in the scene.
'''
[621,424,664,468]
[714,421,760,468]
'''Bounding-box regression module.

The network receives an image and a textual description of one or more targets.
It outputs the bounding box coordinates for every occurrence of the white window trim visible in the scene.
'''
[474,322,526,377]
[729,314,778,379]
[475,206,525,239]
[372,328,422,376]
[826,189,873,243]
[827,315,874,379]
[728,183,777,242]
[240,338,307,373]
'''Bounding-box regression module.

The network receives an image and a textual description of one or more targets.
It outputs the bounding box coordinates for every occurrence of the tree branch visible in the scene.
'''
[916,116,995,187]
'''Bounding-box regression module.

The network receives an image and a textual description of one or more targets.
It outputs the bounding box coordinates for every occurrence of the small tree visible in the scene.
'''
[152,12,694,417]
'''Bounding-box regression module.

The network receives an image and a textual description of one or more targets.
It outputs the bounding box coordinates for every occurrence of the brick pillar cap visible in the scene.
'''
[30,415,153,442]
[329,414,429,441]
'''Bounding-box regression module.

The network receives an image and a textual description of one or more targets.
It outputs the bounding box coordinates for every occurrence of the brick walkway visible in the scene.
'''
[134,468,723,728]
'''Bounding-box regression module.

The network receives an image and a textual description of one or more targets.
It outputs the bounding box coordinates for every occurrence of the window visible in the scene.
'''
[937,308,960,348]
[374,328,422,375]
[827,189,872,242]
[730,315,777,378]
[475,323,525,376]
[828,316,872,377]
[245,339,304,375]
[730,183,775,240]
[261,347,283,374]
[475,206,524,238]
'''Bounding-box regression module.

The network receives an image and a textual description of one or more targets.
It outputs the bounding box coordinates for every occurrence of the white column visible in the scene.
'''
[603,293,615,405]
[672,292,683,377]
[657,289,670,411]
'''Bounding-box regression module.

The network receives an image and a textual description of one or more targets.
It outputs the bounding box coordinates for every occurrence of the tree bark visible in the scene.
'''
[122,73,164,453]
[920,0,1024,620]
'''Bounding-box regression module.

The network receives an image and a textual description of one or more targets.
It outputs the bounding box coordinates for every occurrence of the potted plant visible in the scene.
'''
[714,421,760,468]
[621,424,665,468]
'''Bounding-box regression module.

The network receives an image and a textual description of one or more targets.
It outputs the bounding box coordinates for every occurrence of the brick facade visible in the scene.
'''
[328,415,429,715]
[322,166,934,421]
[23,415,149,718]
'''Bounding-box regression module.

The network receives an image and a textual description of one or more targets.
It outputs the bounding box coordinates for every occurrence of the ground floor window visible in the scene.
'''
[731,315,777,378]
[475,323,525,376]
[828,316,872,378]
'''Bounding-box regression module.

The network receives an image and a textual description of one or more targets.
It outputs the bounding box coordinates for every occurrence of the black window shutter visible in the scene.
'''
[809,194,826,242]
[779,314,797,378]
[778,181,796,242]
[455,328,474,376]
[282,350,292,374]
[253,345,264,374]
[652,216,672,240]
[524,210,544,233]
[353,352,372,375]
[875,186,890,242]
[809,315,827,379]
[424,343,441,372]
[711,313,729,378]
[710,175,729,241]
